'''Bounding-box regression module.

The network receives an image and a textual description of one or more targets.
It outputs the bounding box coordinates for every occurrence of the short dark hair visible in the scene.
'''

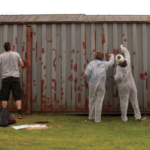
[4,42,11,51]
[94,50,104,60]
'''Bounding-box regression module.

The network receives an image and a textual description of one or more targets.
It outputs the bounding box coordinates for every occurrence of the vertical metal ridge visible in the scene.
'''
[103,23,109,110]
[142,24,148,111]
[52,24,56,111]
[41,24,47,111]
[71,24,76,111]
[123,24,128,47]
[13,25,17,52]
[61,24,67,111]
[32,24,37,111]
[91,24,95,60]
[80,24,86,110]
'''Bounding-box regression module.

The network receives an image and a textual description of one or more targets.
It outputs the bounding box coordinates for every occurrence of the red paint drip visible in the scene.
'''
[85,98,89,110]
[82,42,86,50]
[68,74,73,82]
[133,52,136,55]
[146,78,148,90]
[41,79,46,111]
[34,32,36,35]
[102,28,105,50]
[42,48,45,54]
[72,49,75,53]
[44,66,46,69]
[53,57,56,71]
[124,39,127,42]
[140,72,147,80]
[113,89,118,98]
[52,79,56,91]
[22,45,25,52]
[122,33,125,37]
[74,78,77,84]
[36,42,37,61]
[85,81,89,89]
[78,87,80,91]
[74,64,77,72]
[39,57,41,60]
[86,59,89,64]
[105,53,108,61]
[78,93,81,102]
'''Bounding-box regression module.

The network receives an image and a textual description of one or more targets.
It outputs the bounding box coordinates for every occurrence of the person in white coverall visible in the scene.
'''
[85,50,114,122]
[113,45,141,122]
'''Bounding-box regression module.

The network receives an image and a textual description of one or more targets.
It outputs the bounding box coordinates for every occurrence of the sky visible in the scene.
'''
[0,0,149,15]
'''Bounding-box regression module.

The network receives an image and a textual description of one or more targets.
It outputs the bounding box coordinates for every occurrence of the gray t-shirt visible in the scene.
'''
[0,51,22,79]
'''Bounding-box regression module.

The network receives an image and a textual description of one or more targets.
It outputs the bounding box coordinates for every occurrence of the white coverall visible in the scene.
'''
[114,47,141,122]
[85,56,114,122]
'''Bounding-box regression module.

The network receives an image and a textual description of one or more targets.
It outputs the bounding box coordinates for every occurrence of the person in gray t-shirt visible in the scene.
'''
[0,42,24,119]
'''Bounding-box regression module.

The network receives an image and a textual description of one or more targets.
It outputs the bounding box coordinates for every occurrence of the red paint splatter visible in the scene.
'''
[32,48,35,51]
[53,57,56,71]
[146,78,148,89]
[124,39,127,42]
[68,74,73,82]
[34,84,36,86]
[47,39,52,43]
[106,86,108,90]
[44,75,46,77]
[122,33,125,37]
[57,34,59,36]
[52,48,55,51]
[57,100,59,103]
[34,32,36,35]
[113,49,119,55]
[102,28,105,50]
[140,72,147,80]
[45,86,47,89]
[44,66,46,69]
[85,98,89,110]
[78,93,81,102]
[74,78,77,84]
[76,50,79,53]
[132,66,134,70]
[133,52,136,55]
[52,79,56,91]
[42,48,45,54]
[74,64,77,72]
[72,49,75,53]
[78,87,80,91]
[36,42,37,61]
[86,59,89,64]
[82,42,86,50]
[39,57,41,60]
[41,79,46,111]
[84,64,86,69]
[33,80,35,82]
[22,45,25,52]
[113,89,118,98]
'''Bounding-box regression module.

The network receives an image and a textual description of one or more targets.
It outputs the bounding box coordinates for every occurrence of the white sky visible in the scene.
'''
[0,0,149,15]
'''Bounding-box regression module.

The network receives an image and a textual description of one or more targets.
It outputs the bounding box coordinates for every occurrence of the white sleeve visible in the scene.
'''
[105,56,114,69]
[114,66,124,82]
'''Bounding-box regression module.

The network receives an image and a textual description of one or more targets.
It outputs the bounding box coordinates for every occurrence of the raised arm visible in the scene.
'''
[114,66,124,82]
[120,45,130,66]
[105,54,114,70]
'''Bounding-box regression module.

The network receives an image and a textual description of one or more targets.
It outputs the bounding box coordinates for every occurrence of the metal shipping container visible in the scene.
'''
[0,15,149,114]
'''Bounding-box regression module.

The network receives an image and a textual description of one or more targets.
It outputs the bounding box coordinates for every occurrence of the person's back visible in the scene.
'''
[0,42,24,119]
[0,51,21,79]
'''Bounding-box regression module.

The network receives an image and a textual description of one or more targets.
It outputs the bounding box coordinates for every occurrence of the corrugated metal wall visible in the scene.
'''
[0,23,150,113]
[0,25,27,111]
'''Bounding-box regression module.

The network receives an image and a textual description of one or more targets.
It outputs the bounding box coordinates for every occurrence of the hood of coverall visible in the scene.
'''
[115,54,125,65]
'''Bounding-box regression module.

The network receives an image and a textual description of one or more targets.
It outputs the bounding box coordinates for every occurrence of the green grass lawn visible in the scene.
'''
[0,114,150,150]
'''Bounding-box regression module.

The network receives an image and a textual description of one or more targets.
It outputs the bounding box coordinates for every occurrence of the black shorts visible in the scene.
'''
[0,77,22,101]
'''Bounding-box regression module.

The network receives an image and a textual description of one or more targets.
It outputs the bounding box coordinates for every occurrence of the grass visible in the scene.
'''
[0,114,150,150]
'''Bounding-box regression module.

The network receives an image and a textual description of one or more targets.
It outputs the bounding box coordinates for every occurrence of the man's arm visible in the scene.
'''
[105,54,114,69]
[120,45,130,65]
[18,61,24,67]
[17,53,24,68]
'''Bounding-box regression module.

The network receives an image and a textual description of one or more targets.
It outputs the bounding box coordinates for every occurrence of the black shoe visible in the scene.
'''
[18,114,23,119]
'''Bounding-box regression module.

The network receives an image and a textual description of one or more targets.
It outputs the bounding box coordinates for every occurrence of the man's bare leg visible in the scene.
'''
[2,101,8,108]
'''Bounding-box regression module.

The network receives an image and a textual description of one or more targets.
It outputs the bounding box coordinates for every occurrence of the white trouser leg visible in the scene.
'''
[120,95,129,122]
[95,84,105,122]
[130,91,141,120]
